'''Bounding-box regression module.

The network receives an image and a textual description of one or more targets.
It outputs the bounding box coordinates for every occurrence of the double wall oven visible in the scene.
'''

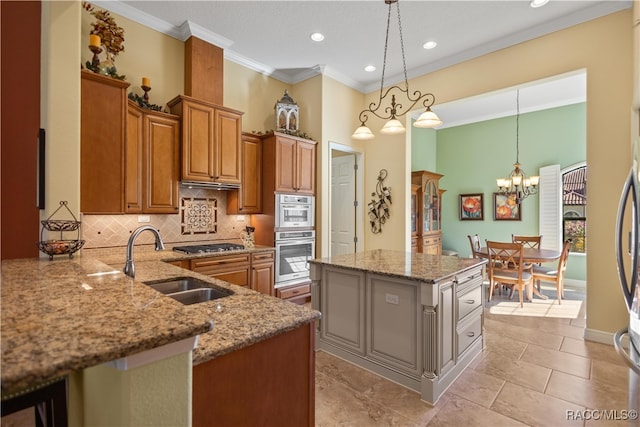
[274,194,315,288]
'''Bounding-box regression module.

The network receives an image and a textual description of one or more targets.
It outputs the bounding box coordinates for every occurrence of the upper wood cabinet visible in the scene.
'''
[125,101,180,214]
[81,70,130,214]
[227,132,262,214]
[262,131,316,195]
[411,170,444,255]
[167,95,243,185]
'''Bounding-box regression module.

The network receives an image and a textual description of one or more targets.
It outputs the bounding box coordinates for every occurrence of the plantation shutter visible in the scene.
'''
[539,164,562,251]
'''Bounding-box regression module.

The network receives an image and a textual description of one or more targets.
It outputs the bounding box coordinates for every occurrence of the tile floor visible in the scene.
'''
[315,284,639,426]
[3,285,637,427]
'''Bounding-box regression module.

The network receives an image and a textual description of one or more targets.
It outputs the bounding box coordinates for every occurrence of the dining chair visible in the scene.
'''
[532,239,572,304]
[512,234,542,249]
[486,240,534,308]
[467,234,481,258]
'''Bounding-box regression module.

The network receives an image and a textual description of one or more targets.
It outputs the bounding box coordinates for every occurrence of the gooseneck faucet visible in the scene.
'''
[123,225,165,278]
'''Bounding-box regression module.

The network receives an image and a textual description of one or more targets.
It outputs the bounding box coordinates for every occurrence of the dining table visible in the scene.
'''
[475,245,562,301]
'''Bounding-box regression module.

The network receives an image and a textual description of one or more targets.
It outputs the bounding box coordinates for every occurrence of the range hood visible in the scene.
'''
[180,181,240,190]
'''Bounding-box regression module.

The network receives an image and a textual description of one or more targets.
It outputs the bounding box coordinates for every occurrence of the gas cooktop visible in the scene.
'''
[173,243,245,254]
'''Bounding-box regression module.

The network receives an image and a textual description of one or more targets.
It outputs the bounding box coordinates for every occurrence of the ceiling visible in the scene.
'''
[95,0,630,126]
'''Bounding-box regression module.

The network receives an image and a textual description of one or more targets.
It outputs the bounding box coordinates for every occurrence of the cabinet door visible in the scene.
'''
[81,71,129,213]
[181,100,215,181]
[295,140,316,194]
[275,135,296,192]
[251,262,274,296]
[228,133,261,214]
[215,108,242,184]
[144,114,180,213]
[125,104,144,213]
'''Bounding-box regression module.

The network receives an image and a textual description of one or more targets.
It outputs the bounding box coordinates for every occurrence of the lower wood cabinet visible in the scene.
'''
[193,323,315,426]
[189,250,275,295]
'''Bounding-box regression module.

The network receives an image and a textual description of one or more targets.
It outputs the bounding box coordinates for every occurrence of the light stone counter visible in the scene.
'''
[1,247,320,396]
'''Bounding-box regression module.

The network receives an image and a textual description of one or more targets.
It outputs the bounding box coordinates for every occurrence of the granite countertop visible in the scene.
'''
[309,249,486,283]
[1,246,320,396]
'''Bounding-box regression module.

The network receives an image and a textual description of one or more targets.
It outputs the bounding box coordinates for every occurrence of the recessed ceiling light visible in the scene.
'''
[364,65,376,72]
[310,32,324,42]
[423,40,437,50]
[530,0,549,8]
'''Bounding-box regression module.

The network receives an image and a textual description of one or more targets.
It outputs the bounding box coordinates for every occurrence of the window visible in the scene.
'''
[562,165,587,253]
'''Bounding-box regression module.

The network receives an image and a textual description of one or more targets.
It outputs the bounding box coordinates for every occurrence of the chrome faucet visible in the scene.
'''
[123,225,165,278]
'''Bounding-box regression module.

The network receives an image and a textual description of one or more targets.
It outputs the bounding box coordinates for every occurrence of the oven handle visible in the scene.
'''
[280,204,312,209]
[275,239,315,246]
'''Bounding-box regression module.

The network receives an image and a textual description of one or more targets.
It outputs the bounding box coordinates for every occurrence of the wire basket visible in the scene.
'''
[38,201,85,260]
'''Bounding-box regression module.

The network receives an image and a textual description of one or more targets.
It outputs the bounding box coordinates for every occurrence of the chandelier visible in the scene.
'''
[351,0,442,140]
[496,90,539,204]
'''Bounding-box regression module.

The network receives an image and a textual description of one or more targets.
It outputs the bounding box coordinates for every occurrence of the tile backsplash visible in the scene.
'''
[81,188,250,249]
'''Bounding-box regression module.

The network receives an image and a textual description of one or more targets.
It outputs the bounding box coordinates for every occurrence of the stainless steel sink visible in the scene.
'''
[144,276,214,294]
[168,288,233,305]
[143,276,233,305]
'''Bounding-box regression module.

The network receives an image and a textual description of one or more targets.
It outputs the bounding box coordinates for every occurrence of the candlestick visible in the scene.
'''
[88,44,102,69]
[142,77,150,87]
[141,85,151,102]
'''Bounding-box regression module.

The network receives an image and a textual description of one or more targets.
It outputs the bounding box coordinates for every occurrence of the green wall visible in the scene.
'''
[431,103,586,278]
[412,126,437,171]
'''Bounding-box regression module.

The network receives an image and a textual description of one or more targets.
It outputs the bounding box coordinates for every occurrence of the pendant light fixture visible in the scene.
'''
[351,0,442,140]
[496,90,539,204]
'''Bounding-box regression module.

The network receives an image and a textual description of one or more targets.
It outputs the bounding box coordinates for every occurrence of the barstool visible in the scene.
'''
[1,377,68,427]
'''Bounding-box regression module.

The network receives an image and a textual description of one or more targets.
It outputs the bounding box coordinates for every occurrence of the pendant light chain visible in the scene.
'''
[379,2,392,97]
[396,1,409,91]
[516,90,520,165]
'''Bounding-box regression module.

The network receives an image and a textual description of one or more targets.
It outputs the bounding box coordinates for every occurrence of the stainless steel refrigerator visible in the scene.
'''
[615,136,640,415]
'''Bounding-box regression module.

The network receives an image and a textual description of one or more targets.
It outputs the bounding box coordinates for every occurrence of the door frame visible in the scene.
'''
[329,142,364,255]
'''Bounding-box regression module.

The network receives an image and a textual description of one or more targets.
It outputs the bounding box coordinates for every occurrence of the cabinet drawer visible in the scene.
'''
[422,236,441,246]
[251,251,274,262]
[457,314,482,357]
[190,254,250,270]
[457,286,482,321]
[277,282,310,300]
[210,268,249,287]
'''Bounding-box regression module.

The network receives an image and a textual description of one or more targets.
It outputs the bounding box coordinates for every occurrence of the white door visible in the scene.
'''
[331,154,356,256]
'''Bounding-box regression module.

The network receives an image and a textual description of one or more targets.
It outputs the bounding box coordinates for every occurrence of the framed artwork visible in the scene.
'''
[459,193,483,220]
[493,193,521,221]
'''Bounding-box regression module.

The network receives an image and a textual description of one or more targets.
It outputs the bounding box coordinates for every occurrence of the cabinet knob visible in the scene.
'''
[466,299,475,304]
[466,332,476,338]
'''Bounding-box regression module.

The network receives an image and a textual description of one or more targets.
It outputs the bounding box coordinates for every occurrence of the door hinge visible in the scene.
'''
[353,200,358,207]
[353,236,358,243]
[354,163,359,171]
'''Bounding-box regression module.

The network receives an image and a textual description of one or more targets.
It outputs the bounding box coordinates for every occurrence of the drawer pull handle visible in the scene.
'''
[466,299,475,304]
[466,332,476,338]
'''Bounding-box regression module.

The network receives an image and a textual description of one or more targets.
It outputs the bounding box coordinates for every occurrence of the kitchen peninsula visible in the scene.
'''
[309,250,486,404]
[2,247,320,426]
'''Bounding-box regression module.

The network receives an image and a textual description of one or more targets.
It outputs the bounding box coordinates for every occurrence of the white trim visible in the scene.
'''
[584,328,615,346]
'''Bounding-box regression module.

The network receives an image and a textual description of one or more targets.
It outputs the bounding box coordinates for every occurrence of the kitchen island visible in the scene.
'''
[2,247,320,426]
[309,249,486,404]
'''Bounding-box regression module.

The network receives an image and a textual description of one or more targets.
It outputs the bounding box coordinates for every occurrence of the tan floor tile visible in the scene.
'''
[315,350,385,394]
[426,394,527,427]
[315,371,418,427]
[491,381,585,427]
[484,317,564,350]
[561,336,626,366]
[521,342,592,378]
[473,350,552,392]
[590,358,632,389]
[483,330,528,359]
[546,370,631,411]
[445,369,505,407]
[364,376,448,426]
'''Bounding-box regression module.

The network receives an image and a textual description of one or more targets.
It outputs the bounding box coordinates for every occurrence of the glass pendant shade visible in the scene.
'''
[380,119,405,135]
[414,108,442,128]
[352,125,375,140]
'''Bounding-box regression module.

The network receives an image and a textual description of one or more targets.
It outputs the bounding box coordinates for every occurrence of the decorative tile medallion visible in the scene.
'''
[181,197,217,235]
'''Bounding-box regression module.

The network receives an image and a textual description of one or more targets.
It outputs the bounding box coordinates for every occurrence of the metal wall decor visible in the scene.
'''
[275,90,299,132]
[368,169,392,234]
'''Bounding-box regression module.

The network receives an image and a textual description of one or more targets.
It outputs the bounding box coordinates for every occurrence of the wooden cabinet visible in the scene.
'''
[411,170,444,254]
[190,253,251,288]
[189,250,275,295]
[410,184,420,252]
[125,101,180,214]
[81,70,130,214]
[251,251,274,296]
[262,132,316,195]
[167,95,242,186]
[276,281,311,305]
[227,132,262,214]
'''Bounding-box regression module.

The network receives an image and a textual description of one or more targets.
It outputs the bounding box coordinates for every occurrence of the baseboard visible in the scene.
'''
[584,328,615,345]
[564,278,586,289]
